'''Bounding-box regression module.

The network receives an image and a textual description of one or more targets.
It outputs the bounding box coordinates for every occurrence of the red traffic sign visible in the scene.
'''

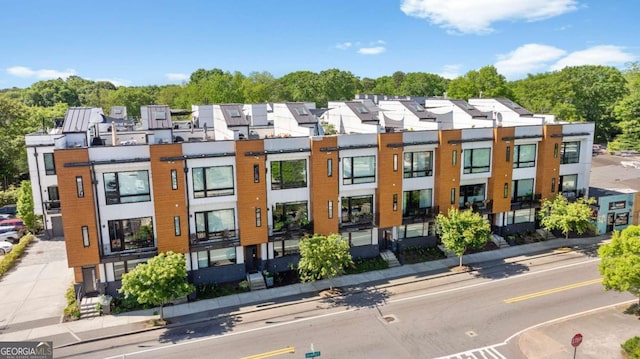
[571,333,583,347]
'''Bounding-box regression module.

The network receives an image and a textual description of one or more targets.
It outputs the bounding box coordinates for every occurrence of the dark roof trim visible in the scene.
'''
[64,157,150,167]
[160,152,236,161]
[563,132,592,137]
[501,135,543,141]
[448,137,494,144]
[245,148,311,156]
[387,140,440,148]
[319,143,377,152]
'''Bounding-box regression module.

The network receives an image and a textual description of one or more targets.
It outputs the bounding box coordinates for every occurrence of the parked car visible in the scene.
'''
[0,218,25,232]
[0,204,16,217]
[0,227,20,244]
[0,239,13,255]
[0,214,11,220]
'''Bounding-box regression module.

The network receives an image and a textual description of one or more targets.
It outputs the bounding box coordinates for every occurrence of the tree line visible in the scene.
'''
[1,64,639,186]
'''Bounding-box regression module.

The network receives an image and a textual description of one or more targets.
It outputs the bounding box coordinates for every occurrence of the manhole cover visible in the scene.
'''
[381,314,398,324]
[466,331,477,337]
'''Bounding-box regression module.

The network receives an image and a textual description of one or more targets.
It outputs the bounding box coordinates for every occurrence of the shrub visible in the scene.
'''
[63,282,80,321]
[345,256,388,274]
[622,336,640,358]
[0,234,34,277]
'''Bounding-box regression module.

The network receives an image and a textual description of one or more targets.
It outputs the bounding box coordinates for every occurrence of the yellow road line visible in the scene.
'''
[504,278,602,304]
[240,346,295,359]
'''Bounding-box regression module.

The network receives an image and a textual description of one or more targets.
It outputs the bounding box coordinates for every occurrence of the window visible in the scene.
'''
[228,108,241,117]
[43,153,56,175]
[108,217,154,252]
[615,212,629,226]
[463,148,491,174]
[343,156,375,184]
[452,150,457,166]
[273,201,308,231]
[506,146,511,162]
[193,166,234,198]
[403,151,433,178]
[512,178,534,202]
[171,169,178,190]
[341,195,373,224]
[255,208,262,227]
[560,141,580,164]
[403,189,432,217]
[327,159,333,177]
[505,208,536,224]
[450,188,456,204]
[459,183,485,208]
[254,164,260,183]
[398,222,429,239]
[174,216,181,236]
[393,194,398,211]
[295,107,308,115]
[328,200,333,219]
[393,154,398,172]
[513,144,536,168]
[504,183,509,198]
[195,209,236,241]
[197,247,237,267]
[82,226,89,247]
[551,177,556,192]
[47,186,60,209]
[559,174,578,194]
[273,239,300,257]
[342,229,372,247]
[271,160,307,189]
[113,258,148,280]
[554,143,559,158]
[104,171,151,205]
[609,201,626,210]
[76,176,84,198]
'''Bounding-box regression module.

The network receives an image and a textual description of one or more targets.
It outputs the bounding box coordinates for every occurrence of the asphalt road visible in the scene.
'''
[54,247,635,359]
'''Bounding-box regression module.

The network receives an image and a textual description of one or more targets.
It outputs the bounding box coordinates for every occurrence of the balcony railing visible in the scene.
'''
[402,206,439,224]
[45,200,61,213]
[340,213,374,229]
[268,222,314,240]
[510,193,542,210]
[461,200,493,214]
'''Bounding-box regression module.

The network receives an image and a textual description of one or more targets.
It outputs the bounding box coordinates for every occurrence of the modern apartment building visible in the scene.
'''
[26,98,597,296]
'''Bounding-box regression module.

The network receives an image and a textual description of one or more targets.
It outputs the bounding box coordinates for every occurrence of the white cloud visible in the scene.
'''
[439,64,462,79]
[400,0,578,34]
[335,42,352,50]
[550,45,636,70]
[7,66,76,79]
[165,73,189,82]
[358,46,386,55]
[495,44,567,78]
[376,40,386,45]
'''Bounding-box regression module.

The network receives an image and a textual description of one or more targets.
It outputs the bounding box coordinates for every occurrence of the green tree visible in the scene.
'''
[17,180,38,232]
[371,76,398,95]
[447,65,513,100]
[277,71,320,104]
[538,194,596,239]
[298,233,353,290]
[598,225,640,305]
[317,69,361,107]
[510,72,579,121]
[23,78,80,107]
[119,251,194,320]
[106,87,156,118]
[436,208,492,267]
[609,63,640,151]
[399,72,449,97]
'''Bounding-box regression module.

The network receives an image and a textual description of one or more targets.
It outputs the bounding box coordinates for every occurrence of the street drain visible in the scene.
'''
[466,331,477,337]
[382,314,397,324]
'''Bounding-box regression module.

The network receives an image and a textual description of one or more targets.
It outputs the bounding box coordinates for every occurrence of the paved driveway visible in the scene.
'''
[0,237,73,334]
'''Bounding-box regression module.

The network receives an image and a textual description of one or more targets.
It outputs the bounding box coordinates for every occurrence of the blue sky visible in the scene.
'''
[1,0,637,89]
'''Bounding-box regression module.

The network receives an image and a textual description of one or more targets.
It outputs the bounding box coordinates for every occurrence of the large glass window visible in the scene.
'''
[559,174,578,195]
[341,195,373,224]
[560,141,580,164]
[113,258,148,280]
[43,153,56,175]
[195,209,236,241]
[505,208,536,225]
[343,156,375,184]
[271,160,307,190]
[513,144,536,168]
[463,148,491,174]
[403,189,433,217]
[193,166,234,198]
[104,171,151,205]
[403,151,433,178]
[108,217,154,252]
[273,239,300,257]
[197,247,237,268]
[459,184,485,208]
[272,201,308,231]
[511,178,534,202]
[342,230,372,247]
[47,185,60,210]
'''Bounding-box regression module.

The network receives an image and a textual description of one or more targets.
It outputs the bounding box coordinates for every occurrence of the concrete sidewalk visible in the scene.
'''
[2,234,634,356]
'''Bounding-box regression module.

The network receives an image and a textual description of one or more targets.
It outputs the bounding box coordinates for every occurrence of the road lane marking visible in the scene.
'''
[240,346,295,359]
[504,278,602,303]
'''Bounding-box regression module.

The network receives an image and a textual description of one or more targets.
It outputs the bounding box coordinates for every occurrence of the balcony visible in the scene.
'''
[269,221,313,240]
[191,229,240,249]
[511,193,542,210]
[461,200,493,214]
[340,213,374,229]
[562,189,586,202]
[45,200,61,214]
[402,206,439,224]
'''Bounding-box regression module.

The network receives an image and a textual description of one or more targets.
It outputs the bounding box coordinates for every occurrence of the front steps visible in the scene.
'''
[79,296,101,318]
[247,272,266,291]
[380,250,401,268]
[492,234,510,248]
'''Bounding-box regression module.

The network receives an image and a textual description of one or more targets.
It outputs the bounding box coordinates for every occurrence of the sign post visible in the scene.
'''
[571,333,583,359]
[305,343,321,358]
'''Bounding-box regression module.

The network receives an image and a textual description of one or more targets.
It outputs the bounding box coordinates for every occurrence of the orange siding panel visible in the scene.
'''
[235,140,268,246]
[376,133,403,228]
[435,130,462,213]
[536,125,563,200]
[490,127,515,213]
[310,137,339,235]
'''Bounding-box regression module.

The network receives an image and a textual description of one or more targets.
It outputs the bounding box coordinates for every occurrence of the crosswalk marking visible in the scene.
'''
[434,343,507,359]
